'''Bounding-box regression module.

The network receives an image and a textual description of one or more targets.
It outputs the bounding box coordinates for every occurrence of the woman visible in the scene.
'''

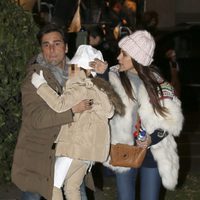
[100,30,184,200]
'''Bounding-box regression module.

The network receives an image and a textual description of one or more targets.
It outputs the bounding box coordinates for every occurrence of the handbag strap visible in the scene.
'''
[133,113,141,137]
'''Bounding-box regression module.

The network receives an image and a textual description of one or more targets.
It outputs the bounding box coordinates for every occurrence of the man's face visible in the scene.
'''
[41,31,68,69]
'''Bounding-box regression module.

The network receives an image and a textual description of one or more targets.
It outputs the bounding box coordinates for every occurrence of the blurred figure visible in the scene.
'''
[108,0,124,27]
[137,10,159,37]
[165,49,181,97]
[137,10,181,97]
[122,0,137,27]
[108,0,137,28]
[88,25,118,80]
[32,0,55,27]
[52,0,80,30]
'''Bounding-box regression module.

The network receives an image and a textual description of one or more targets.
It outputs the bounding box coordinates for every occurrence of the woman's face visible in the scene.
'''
[117,50,134,72]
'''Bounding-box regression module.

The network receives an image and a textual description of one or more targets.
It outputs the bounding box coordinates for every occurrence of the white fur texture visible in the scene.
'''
[137,83,184,190]
[104,68,141,172]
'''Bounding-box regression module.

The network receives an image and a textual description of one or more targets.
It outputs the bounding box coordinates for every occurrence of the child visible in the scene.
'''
[31,45,125,200]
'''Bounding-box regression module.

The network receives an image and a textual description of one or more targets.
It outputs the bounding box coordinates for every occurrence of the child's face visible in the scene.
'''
[68,65,91,77]
[68,64,80,77]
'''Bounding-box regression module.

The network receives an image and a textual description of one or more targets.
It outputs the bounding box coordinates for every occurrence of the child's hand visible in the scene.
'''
[89,58,108,74]
[31,70,47,89]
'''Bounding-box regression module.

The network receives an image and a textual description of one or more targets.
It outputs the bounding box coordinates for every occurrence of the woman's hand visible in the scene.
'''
[89,58,108,74]
[136,134,152,148]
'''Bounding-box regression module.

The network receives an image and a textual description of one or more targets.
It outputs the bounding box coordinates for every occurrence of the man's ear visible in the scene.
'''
[65,44,68,53]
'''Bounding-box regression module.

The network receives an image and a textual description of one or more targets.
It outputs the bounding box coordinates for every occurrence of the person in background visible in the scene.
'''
[137,10,159,37]
[11,23,91,200]
[122,0,137,27]
[93,30,184,200]
[88,25,118,81]
[154,44,181,98]
[137,10,181,98]
[31,44,125,200]
[108,0,124,27]
[165,48,181,97]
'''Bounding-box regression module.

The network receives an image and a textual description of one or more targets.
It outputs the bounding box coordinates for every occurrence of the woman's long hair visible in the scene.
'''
[119,58,168,116]
[132,59,168,116]
[119,71,136,101]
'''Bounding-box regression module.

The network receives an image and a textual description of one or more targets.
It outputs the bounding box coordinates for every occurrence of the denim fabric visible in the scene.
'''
[140,167,161,200]
[115,167,161,200]
[115,168,138,200]
[21,192,41,200]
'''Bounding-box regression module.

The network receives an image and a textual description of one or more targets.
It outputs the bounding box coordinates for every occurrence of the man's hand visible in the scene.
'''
[72,99,93,113]
[32,70,47,89]
[89,58,108,74]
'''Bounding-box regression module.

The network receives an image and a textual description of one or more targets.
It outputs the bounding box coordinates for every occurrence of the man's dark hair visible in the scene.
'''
[36,23,68,45]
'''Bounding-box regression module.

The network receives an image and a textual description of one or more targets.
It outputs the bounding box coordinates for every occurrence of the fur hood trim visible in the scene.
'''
[92,77,125,116]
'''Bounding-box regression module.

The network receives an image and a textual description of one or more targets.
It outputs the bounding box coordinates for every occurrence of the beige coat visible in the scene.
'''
[11,63,73,200]
[37,71,114,162]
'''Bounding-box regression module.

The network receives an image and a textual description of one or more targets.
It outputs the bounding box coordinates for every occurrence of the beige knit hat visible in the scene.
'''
[118,30,155,66]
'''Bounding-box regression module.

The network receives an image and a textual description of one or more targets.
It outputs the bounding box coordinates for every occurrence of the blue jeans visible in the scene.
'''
[115,167,161,200]
[140,167,161,200]
[116,168,138,200]
[21,192,41,200]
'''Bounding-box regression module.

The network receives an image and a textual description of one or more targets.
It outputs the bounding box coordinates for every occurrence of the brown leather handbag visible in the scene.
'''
[109,114,147,168]
[109,143,147,168]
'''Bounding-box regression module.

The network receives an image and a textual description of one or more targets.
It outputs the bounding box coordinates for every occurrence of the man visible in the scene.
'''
[11,23,91,200]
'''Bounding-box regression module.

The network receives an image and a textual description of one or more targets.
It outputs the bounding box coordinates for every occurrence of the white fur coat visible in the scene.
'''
[104,66,184,190]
